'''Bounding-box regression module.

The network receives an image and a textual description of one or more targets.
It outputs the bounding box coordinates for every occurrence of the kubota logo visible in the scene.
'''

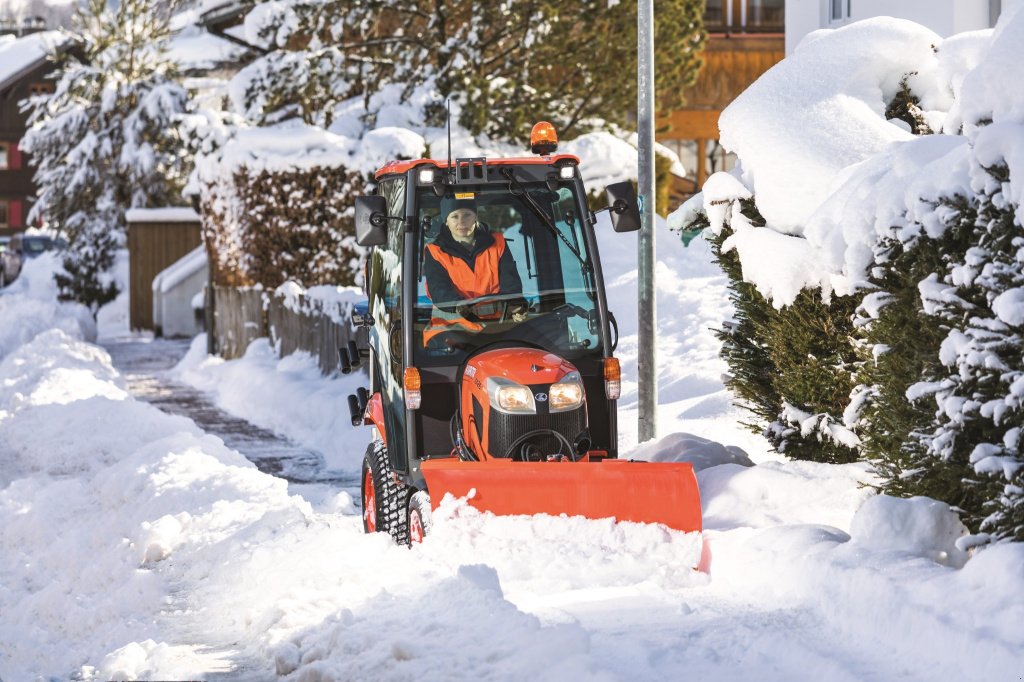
[535,393,548,402]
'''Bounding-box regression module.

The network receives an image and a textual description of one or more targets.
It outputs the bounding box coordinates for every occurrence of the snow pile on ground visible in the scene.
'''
[4,263,1024,679]
[1,285,711,680]
[0,251,95,357]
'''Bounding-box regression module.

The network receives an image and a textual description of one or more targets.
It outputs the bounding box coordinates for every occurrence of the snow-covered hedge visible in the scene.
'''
[675,12,1024,540]
[191,122,368,288]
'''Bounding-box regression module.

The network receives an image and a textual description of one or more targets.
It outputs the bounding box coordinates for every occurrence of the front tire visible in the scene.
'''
[407,490,432,545]
[361,440,409,544]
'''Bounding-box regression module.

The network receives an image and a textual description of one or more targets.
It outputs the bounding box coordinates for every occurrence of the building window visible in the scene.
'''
[705,0,726,30]
[748,0,784,30]
[706,0,784,33]
[830,0,851,22]
[0,142,8,169]
[0,201,9,228]
[29,82,55,96]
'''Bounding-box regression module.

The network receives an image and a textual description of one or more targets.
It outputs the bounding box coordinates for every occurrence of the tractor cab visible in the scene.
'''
[350,123,701,546]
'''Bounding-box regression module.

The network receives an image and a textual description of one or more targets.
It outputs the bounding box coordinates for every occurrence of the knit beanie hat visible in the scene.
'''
[439,194,476,221]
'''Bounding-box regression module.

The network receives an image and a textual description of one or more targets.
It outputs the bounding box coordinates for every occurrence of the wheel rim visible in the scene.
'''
[363,467,377,532]
[409,507,424,544]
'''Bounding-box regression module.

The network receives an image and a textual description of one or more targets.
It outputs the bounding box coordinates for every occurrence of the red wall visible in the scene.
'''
[10,199,23,227]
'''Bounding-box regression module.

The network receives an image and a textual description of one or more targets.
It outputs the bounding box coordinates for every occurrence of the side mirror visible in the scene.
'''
[604,181,641,233]
[355,195,389,246]
[351,299,372,328]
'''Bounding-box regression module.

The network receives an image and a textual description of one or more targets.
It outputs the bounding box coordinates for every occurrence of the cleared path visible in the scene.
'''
[103,336,354,487]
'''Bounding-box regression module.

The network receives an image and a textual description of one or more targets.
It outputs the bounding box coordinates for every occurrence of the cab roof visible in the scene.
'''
[374,154,581,181]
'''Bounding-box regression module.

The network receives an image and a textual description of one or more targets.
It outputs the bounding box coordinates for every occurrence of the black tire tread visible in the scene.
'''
[363,440,410,545]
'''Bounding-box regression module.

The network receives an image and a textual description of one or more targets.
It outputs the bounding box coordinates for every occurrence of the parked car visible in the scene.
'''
[0,233,63,287]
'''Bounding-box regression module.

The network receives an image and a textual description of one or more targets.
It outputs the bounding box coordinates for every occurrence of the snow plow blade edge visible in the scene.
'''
[420,459,702,533]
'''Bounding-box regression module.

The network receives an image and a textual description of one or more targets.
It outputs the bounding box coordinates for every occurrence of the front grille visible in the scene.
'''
[487,406,586,460]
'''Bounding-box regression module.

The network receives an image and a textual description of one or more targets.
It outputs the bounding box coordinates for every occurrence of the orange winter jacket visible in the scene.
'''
[422,226,523,344]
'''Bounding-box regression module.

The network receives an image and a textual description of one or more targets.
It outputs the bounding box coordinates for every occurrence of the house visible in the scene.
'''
[785,0,1002,54]
[0,20,64,239]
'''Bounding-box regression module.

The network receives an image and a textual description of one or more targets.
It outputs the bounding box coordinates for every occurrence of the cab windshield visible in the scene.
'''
[414,182,600,363]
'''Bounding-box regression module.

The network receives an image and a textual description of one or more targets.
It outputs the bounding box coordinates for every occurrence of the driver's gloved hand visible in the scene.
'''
[510,297,529,322]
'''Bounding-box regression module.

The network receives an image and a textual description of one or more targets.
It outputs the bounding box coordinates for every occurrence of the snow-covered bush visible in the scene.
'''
[687,184,861,464]
[910,157,1023,539]
[675,13,1024,538]
[191,122,367,288]
[22,0,192,314]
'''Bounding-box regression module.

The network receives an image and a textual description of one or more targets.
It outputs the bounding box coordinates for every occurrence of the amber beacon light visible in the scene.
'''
[530,121,558,155]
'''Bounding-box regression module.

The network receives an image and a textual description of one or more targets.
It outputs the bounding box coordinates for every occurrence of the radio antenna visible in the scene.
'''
[446,98,453,180]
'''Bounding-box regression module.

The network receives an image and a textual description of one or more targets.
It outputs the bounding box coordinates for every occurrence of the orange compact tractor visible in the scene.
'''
[348,122,702,544]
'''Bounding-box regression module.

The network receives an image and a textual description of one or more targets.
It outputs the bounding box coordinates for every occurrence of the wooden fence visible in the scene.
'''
[213,285,265,360]
[266,295,358,375]
[214,285,362,374]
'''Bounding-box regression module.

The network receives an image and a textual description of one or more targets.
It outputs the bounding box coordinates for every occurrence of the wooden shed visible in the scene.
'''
[126,208,203,331]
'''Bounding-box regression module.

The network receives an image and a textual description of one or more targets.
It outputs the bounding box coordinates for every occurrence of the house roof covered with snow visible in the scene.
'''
[0,30,66,93]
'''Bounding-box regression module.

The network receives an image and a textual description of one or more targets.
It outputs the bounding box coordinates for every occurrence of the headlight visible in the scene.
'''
[490,381,536,413]
[558,165,575,179]
[418,168,435,184]
[549,375,583,412]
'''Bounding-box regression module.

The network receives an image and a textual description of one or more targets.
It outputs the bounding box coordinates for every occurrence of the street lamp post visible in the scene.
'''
[637,0,657,443]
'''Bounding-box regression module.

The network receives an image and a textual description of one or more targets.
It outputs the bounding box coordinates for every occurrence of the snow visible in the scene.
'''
[718,18,937,236]
[992,287,1024,325]
[167,21,248,72]
[2,210,1024,680]
[848,494,969,567]
[0,30,64,89]
[153,245,206,294]
[959,3,1024,128]
[125,207,200,223]
[3,13,1024,681]
[674,9,1024,308]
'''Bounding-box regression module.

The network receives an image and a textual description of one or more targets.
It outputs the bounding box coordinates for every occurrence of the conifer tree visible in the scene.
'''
[913,162,1024,539]
[703,199,860,464]
[851,196,990,520]
[22,0,191,314]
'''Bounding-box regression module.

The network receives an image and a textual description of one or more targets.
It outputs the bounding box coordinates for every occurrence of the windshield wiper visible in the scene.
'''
[500,167,591,275]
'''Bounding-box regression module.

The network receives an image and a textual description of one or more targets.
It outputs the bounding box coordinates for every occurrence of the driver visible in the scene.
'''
[422,194,527,346]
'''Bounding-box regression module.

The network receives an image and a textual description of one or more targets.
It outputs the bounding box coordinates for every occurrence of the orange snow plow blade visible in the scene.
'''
[420,459,702,533]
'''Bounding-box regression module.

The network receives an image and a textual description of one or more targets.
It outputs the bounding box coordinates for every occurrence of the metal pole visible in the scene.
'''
[637,0,657,442]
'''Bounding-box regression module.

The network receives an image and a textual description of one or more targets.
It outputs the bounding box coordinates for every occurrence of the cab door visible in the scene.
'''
[367,177,409,472]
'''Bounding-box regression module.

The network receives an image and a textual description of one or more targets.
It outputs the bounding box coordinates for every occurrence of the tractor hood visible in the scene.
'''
[464,347,578,387]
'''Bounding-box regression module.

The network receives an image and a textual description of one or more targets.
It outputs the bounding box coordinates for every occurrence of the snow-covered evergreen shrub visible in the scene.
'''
[191,122,367,289]
[22,0,191,314]
[910,159,1023,539]
[853,195,990,522]
[687,181,861,464]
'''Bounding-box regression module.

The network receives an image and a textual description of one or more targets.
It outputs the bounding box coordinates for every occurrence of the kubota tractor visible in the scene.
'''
[347,122,702,545]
